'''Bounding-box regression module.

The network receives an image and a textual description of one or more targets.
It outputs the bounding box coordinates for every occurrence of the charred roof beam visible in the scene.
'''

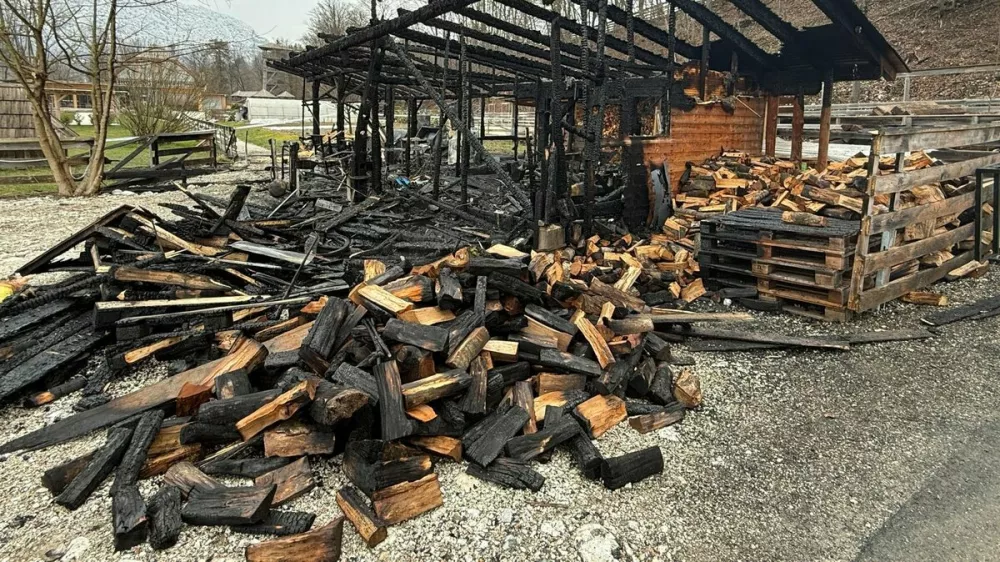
[669,0,776,69]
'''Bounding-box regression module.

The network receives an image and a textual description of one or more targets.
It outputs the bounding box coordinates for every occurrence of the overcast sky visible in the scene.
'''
[202,0,320,41]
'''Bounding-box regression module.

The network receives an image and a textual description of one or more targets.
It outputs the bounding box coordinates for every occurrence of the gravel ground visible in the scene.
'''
[1,173,999,561]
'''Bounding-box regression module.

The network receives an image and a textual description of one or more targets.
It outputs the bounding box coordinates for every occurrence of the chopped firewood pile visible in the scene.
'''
[0,184,770,559]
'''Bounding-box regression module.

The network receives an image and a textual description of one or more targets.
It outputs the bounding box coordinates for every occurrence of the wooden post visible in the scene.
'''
[385,86,395,165]
[817,74,833,171]
[311,80,321,138]
[790,92,804,163]
[336,78,346,151]
[699,25,710,100]
[512,74,519,160]
[764,95,779,157]
[406,97,417,177]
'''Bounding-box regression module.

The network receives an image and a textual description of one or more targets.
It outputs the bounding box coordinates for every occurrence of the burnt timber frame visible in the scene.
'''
[271,0,906,210]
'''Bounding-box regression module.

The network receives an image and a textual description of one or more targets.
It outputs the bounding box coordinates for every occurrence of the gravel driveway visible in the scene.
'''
[1,171,999,561]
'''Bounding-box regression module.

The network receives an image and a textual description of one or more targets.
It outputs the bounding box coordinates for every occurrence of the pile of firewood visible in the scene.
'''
[0,183,741,560]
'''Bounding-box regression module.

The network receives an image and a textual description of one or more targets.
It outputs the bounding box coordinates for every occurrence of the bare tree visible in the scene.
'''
[117,49,205,135]
[303,0,368,45]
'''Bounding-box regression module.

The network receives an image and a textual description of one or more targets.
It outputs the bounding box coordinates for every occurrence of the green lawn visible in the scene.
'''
[218,121,302,150]
[0,124,219,198]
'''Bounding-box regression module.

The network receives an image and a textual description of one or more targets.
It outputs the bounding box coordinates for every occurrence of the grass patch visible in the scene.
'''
[218,122,302,149]
[0,182,58,198]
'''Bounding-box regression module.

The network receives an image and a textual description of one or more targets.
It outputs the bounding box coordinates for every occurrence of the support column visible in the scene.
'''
[460,32,470,204]
[406,97,417,177]
[311,80,321,138]
[817,74,833,171]
[699,25,710,100]
[385,86,395,165]
[790,92,804,164]
[336,78,346,151]
[764,95,779,157]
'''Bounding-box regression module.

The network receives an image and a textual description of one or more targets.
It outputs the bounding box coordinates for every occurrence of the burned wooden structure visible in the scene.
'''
[270,0,906,237]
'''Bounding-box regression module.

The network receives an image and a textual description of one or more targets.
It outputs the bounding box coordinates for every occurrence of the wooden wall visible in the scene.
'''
[621,97,766,229]
[0,83,36,139]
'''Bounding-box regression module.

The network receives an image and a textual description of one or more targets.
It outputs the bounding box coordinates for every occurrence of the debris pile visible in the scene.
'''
[0,185,737,559]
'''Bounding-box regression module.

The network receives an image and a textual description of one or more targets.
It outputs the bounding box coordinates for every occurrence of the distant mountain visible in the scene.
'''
[118,1,263,56]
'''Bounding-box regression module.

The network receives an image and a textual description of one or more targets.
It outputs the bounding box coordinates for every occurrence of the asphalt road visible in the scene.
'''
[856,419,1000,561]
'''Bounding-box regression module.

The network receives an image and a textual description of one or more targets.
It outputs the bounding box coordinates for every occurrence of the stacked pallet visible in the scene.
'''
[700,208,865,321]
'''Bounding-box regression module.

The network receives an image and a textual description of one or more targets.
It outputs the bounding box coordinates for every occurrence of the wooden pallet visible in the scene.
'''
[751,261,844,289]
[757,279,852,322]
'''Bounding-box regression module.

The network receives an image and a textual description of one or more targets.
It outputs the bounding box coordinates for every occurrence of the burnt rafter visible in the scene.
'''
[566,0,699,61]
[808,0,906,80]
[725,0,798,46]
[669,0,774,69]
[480,0,673,71]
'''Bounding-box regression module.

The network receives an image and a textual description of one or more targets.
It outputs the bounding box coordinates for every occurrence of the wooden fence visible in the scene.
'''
[848,122,1000,312]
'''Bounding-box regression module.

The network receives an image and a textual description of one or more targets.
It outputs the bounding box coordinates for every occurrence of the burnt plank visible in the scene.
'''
[374,360,415,441]
[148,485,182,550]
[55,426,133,510]
[112,409,165,495]
[466,457,545,491]
[231,510,317,536]
[182,485,276,526]
[112,484,148,551]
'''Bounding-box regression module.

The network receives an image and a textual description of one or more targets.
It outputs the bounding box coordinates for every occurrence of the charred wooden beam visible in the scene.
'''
[383,318,449,352]
[231,510,317,537]
[111,409,165,495]
[629,401,686,433]
[465,405,530,466]
[466,457,545,491]
[374,360,415,441]
[56,426,133,510]
[201,457,291,479]
[163,461,224,497]
[264,420,336,457]
[196,389,281,425]
[236,380,318,440]
[112,484,148,551]
[256,456,317,506]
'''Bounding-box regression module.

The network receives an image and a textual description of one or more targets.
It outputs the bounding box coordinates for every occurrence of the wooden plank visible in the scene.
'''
[0,350,266,454]
[879,123,1000,154]
[862,223,974,275]
[858,250,975,311]
[874,153,1000,194]
[869,190,978,236]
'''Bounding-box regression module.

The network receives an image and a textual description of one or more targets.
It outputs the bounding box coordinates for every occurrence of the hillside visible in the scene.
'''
[708,0,1000,102]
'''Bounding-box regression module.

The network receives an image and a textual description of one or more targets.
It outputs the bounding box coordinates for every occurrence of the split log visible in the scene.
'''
[300,298,350,373]
[446,310,481,356]
[255,457,316,506]
[148,485,182,550]
[182,485,276,526]
[644,333,672,361]
[487,272,549,305]
[180,422,242,446]
[236,380,317,440]
[446,326,490,370]
[522,317,573,351]
[140,443,203,478]
[201,457,291,478]
[329,363,378,403]
[903,291,949,306]
[536,373,586,394]
[398,306,456,325]
[383,318,449,352]
[574,316,615,368]
[401,370,472,408]
[358,284,414,315]
[512,381,537,434]
[336,486,388,547]
[309,381,368,426]
[532,390,590,420]
[465,405,530,466]
[374,360,415,441]
[231,511,317,536]
[409,435,462,461]
[601,446,664,490]
[343,440,433,495]
[383,275,436,303]
[629,402,686,434]
[176,383,213,417]
[372,473,444,525]
[606,317,654,335]
[524,304,579,336]
[466,457,545,491]
[264,421,336,457]
[505,419,580,461]
[573,395,627,438]
[245,516,344,562]
[56,426,133,510]
[214,371,253,399]
[163,461,224,497]
[436,267,463,310]
[112,484,148,551]
[537,349,602,376]
[482,339,518,362]
[566,433,604,479]
[781,211,827,227]
[492,361,532,386]
[673,368,702,408]
[467,257,526,277]
[647,366,674,405]
[458,353,489,414]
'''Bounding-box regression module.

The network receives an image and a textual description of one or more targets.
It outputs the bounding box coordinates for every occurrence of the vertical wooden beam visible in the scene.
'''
[370,84,382,191]
[727,51,739,97]
[699,25,710,100]
[311,81,321,138]
[547,17,565,223]
[460,32,470,204]
[336,78,346,151]
[764,95,779,157]
[385,86,395,166]
[406,97,417,177]
[512,74,520,160]
[817,74,833,171]
[790,92,804,163]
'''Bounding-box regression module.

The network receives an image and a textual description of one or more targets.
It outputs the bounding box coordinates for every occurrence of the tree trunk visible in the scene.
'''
[26,83,77,196]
